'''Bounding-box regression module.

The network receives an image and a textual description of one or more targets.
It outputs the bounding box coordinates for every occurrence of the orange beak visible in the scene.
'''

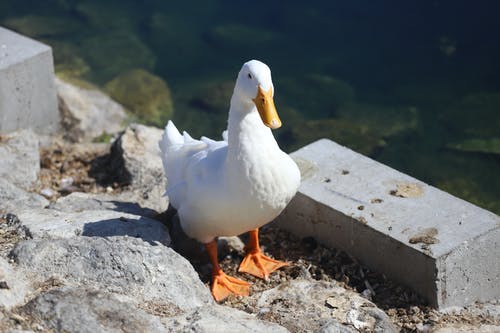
[252,86,282,129]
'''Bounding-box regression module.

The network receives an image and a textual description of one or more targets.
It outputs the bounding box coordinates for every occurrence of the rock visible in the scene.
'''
[104,69,173,127]
[49,192,158,218]
[445,138,500,155]
[107,124,168,212]
[315,320,357,333]
[189,80,234,114]
[218,236,245,254]
[440,92,500,138]
[82,31,156,83]
[11,236,212,310]
[21,287,167,333]
[16,209,170,245]
[291,118,385,156]
[434,324,500,333]
[3,15,83,38]
[280,74,355,118]
[48,40,90,79]
[161,304,289,333]
[0,179,48,214]
[0,129,40,190]
[251,279,397,333]
[435,177,500,215]
[336,102,419,137]
[55,77,127,142]
[0,258,31,309]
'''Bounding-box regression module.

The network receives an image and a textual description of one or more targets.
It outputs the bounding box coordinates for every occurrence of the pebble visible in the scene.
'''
[40,187,55,198]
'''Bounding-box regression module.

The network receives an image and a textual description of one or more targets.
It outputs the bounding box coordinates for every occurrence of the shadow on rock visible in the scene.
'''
[82,216,170,246]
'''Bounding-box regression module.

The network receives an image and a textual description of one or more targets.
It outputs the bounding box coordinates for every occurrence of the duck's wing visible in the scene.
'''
[159,121,227,208]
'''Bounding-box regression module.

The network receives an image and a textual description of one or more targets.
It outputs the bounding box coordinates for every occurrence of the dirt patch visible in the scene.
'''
[390,183,424,198]
[0,213,29,257]
[33,140,128,202]
[189,225,498,332]
[409,228,439,245]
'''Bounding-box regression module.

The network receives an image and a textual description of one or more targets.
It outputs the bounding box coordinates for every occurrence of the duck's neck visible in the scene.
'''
[227,96,279,159]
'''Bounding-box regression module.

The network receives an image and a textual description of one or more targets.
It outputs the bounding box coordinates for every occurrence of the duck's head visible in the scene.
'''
[233,60,282,129]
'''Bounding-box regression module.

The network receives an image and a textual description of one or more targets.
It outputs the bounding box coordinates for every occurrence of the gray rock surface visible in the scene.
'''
[315,320,357,333]
[56,77,127,142]
[0,257,31,309]
[0,129,40,190]
[434,324,500,333]
[11,236,212,310]
[21,287,166,333]
[109,124,167,213]
[0,179,48,214]
[48,192,158,218]
[251,279,397,333]
[162,304,289,333]
[17,209,170,245]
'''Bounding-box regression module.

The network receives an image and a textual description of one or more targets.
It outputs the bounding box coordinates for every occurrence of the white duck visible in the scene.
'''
[159,60,301,301]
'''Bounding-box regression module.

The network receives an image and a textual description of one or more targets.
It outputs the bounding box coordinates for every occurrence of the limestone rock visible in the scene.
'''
[108,124,168,212]
[16,209,170,245]
[0,179,48,214]
[49,192,158,218]
[251,279,397,333]
[0,257,31,309]
[0,129,40,190]
[162,304,289,333]
[21,287,166,333]
[104,69,173,127]
[11,236,212,310]
[55,77,127,142]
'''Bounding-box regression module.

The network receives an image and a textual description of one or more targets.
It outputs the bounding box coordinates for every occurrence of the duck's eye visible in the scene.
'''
[247,73,252,79]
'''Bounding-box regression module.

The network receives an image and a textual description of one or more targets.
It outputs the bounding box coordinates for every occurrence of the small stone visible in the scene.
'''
[40,188,55,199]
[60,176,74,188]
[0,281,9,289]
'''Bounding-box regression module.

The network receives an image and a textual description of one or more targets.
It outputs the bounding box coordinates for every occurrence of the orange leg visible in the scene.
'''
[205,240,250,302]
[238,228,288,280]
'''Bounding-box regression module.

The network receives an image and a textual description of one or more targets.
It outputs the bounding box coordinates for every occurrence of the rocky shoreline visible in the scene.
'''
[0,79,498,332]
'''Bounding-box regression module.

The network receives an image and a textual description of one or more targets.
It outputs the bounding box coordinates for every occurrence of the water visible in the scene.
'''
[1,0,499,213]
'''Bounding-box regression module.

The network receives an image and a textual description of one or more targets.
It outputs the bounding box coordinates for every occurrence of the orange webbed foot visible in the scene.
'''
[211,270,250,302]
[238,250,288,280]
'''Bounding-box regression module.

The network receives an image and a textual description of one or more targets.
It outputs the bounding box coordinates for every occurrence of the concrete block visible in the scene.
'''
[275,139,500,309]
[0,27,59,134]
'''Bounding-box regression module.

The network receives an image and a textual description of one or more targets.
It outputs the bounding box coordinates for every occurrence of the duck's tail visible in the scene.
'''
[159,121,206,207]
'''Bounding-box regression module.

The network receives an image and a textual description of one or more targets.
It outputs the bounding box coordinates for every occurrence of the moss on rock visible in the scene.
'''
[104,69,173,127]
[291,118,385,155]
[337,103,419,137]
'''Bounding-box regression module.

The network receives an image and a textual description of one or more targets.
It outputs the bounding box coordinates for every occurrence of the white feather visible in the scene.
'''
[159,60,300,243]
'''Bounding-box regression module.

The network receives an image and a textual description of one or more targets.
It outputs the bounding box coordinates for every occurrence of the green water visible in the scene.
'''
[1,0,499,214]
